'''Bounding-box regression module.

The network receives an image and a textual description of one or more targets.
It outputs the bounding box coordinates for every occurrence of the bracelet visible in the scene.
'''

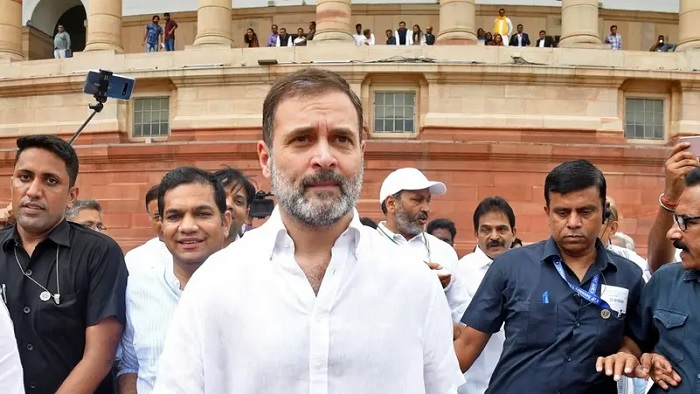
[660,193,679,208]
[659,193,676,213]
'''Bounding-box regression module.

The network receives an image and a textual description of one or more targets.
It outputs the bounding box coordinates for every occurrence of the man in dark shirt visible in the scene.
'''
[163,12,178,52]
[624,167,700,393]
[0,135,127,393]
[454,159,645,394]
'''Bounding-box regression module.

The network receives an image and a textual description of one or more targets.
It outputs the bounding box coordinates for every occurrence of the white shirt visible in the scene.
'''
[353,33,375,46]
[0,303,24,394]
[377,221,469,322]
[124,237,170,267]
[118,255,180,394]
[606,244,651,282]
[538,39,545,47]
[153,207,464,394]
[455,247,505,394]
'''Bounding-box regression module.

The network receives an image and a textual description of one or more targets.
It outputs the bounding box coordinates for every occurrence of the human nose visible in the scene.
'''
[25,178,43,199]
[179,214,199,233]
[310,139,338,170]
[566,213,583,229]
[667,221,682,242]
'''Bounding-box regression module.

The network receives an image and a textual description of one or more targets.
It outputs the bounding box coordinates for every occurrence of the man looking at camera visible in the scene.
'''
[456,196,516,394]
[0,135,127,393]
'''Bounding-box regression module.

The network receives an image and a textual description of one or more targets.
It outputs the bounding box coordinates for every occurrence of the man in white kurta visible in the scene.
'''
[152,68,463,394]
[376,168,469,322]
[0,302,24,393]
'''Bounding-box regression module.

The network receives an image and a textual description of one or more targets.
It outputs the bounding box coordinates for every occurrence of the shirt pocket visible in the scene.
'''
[595,313,625,355]
[35,293,82,338]
[652,308,688,364]
[524,302,558,348]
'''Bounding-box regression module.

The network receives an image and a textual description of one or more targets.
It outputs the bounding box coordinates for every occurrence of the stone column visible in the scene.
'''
[84,0,123,52]
[558,0,602,47]
[313,0,353,43]
[436,0,477,44]
[0,0,23,60]
[193,0,233,47]
[677,0,700,51]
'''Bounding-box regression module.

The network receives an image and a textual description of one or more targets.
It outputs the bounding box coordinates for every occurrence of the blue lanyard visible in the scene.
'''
[552,258,610,309]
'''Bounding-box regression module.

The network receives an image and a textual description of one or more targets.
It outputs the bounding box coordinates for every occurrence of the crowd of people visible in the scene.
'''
[0,68,698,394]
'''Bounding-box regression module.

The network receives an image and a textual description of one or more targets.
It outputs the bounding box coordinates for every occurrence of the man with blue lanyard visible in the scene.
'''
[376,167,468,322]
[454,159,645,394]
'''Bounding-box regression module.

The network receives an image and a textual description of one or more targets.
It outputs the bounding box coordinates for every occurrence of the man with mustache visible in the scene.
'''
[152,69,464,393]
[617,167,700,393]
[0,135,127,393]
[118,167,231,394]
[377,167,469,322]
[454,160,645,394]
[456,196,516,394]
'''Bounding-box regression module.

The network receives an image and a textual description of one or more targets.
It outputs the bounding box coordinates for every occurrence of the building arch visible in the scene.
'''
[24,0,88,36]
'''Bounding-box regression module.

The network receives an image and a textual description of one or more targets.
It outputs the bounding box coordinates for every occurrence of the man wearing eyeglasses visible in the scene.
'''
[620,167,700,393]
[66,199,107,233]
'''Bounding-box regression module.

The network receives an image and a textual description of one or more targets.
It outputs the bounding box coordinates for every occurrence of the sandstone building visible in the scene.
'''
[0,0,696,255]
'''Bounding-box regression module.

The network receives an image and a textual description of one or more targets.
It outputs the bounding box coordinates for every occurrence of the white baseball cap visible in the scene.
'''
[379,168,447,203]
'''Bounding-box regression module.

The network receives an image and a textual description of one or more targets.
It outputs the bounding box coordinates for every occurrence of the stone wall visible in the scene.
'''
[0,45,688,256]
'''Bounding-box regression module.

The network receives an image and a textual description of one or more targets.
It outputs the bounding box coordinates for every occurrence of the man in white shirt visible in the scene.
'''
[124,185,170,266]
[376,167,469,322]
[456,196,517,394]
[214,166,256,245]
[353,23,374,46]
[153,68,464,394]
[600,197,651,281]
[118,167,231,393]
[0,302,24,393]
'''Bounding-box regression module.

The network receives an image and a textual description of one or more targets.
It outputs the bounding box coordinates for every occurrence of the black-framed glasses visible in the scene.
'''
[673,214,700,231]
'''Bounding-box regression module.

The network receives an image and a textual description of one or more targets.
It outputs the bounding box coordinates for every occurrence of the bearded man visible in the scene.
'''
[376,167,468,322]
[152,69,465,394]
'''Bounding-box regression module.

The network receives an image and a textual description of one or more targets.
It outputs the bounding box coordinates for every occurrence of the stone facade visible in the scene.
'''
[1,1,698,256]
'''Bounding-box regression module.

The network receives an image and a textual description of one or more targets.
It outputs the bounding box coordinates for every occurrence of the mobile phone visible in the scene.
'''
[82,70,135,101]
[680,136,700,157]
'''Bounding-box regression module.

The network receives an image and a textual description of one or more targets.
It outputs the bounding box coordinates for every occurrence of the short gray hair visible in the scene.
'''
[66,199,103,220]
[613,232,635,251]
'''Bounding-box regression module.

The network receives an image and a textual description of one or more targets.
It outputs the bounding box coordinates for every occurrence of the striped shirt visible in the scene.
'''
[117,238,176,394]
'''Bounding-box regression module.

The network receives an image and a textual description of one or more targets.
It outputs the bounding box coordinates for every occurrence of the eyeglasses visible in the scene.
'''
[673,214,700,231]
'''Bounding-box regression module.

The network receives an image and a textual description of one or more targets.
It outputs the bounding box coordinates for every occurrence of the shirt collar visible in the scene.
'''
[1,220,71,251]
[682,269,700,282]
[377,221,425,244]
[262,206,363,260]
[472,246,494,268]
[540,236,618,272]
[163,259,183,295]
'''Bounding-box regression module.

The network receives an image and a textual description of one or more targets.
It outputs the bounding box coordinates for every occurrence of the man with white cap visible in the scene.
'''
[377,167,468,322]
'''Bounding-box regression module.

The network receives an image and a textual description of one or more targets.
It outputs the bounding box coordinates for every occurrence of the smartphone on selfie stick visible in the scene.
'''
[69,69,135,145]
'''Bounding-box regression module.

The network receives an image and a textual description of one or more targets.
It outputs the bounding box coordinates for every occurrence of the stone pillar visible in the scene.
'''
[313,0,353,43]
[0,0,23,60]
[677,0,700,51]
[193,0,233,47]
[84,0,123,52]
[558,0,602,47]
[436,0,477,44]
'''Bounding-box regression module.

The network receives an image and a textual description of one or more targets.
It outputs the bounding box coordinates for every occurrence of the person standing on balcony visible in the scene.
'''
[493,8,513,47]
[53,24,71,59]
[163,13,178,52]
[143,15,163,53]
[604,25,622,50]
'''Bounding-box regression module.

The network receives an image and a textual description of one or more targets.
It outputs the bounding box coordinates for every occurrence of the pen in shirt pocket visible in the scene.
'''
[542,291,549,304]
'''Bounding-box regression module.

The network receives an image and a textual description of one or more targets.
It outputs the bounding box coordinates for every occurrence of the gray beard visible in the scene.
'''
[394,202,423,236]
[270,156,363,229]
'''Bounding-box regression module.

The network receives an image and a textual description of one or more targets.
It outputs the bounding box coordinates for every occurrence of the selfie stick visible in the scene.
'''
[69,69,112,145]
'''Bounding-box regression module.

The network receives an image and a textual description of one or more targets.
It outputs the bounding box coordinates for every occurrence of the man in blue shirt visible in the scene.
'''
[624,167,700,393]
[454,159,645,394]
[143,15,163,53]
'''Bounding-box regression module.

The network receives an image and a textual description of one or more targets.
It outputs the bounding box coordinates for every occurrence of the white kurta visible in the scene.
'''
[455,247,505,394]
[153,208,464,394]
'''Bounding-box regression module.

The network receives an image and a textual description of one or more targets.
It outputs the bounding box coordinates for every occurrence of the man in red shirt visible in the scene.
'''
[164,13,178,51]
